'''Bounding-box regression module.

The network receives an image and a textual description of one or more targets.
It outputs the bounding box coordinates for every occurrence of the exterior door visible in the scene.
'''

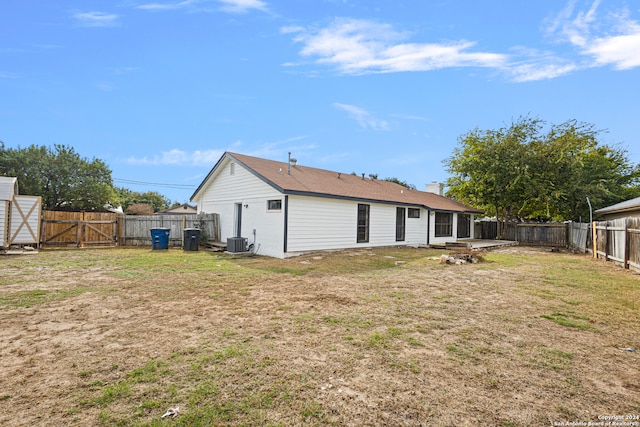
[457,214,471,238]
[234,203,242,237]
[396,207,406,241]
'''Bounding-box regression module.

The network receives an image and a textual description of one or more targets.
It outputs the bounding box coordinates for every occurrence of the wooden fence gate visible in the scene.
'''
[41,211,118,247]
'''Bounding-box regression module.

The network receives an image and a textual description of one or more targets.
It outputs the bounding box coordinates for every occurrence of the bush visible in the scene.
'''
[126,203,154,215]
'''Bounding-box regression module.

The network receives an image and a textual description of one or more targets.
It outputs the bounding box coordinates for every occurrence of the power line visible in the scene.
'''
[113,178,195,189]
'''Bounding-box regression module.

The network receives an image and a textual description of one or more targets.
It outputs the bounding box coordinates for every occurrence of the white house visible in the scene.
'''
[191,152,483,258]
[155,203,198,215]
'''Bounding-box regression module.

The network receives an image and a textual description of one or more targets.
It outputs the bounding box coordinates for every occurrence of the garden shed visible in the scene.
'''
[0,176,42,249]
[594,196,640,220]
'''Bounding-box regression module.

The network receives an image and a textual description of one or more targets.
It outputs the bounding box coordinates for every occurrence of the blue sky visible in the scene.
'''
[2,0,639,204]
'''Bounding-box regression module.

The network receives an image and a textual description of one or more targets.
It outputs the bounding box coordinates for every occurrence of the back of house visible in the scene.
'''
[191,152,482,258]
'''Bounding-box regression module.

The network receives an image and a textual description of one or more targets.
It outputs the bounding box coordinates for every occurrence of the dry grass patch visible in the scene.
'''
[0,246,638,426]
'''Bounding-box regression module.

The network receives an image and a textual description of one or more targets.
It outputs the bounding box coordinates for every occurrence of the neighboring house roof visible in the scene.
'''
[594,197,640,216]
[156,203,198,215]
[192,152,482,214]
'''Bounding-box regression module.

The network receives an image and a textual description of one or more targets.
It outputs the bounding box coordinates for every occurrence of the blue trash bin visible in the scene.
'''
[150,228,171,250]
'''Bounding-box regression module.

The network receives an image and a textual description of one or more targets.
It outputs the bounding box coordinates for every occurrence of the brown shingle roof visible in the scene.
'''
[193,152,481,214]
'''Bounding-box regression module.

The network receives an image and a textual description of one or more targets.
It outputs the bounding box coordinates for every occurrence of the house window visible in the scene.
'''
[396,207,405,242]
[408,208,420,218]
[457,214,471,238]
[357,204,370,243]
[434,212,453,237]
[267,199,282,210]
[230,162,235,175]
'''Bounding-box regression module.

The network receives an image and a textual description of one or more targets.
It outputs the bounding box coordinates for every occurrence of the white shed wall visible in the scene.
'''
[0,200,9,247]
[195,159,285,258]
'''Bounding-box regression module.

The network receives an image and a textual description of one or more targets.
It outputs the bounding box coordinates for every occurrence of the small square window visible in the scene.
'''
[267,199,282,210]
[408,208,420,218]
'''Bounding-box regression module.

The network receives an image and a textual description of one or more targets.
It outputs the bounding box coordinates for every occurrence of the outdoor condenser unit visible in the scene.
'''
[227,237,248,253]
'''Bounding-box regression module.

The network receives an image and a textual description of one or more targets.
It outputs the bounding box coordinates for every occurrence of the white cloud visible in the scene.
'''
[546,0,640,70]
[391,113,429,122]
[126,149,224,166]
[334,103,389,131]
[72,11,119,27]
[585,25,640,69]
[136,0,199,11]
[509,62,579,82]
[113,67,139,75]
[287,18,507,75]
[505,47,579,82]
[96,81,118,91]
[137,0,268,13]
[280,25,304,35]
[218,0,268,13]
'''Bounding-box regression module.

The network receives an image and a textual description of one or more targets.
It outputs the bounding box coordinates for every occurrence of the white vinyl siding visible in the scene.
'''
[287,196,356,251]
[405,208,428,245]
[429,211,473,244]
[196,159,285,258]
[286,197,429,253]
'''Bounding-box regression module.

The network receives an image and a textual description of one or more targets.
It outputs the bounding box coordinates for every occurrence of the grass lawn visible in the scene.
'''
[0,246,638,426]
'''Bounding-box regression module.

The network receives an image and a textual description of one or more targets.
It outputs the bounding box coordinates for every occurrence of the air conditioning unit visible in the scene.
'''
[227,237,248,253]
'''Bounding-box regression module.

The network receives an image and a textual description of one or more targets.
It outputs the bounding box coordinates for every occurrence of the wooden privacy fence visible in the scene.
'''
[567,222,590,253]
[40,211,220,248]
[118,213,220,247]
[42,211,118,247]
[594,217,640,272]
[475,221,571,248]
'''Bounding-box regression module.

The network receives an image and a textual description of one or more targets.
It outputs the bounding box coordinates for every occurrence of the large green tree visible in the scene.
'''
[444,117,640,222]
[113,187,171,212]
[0,143,115,210]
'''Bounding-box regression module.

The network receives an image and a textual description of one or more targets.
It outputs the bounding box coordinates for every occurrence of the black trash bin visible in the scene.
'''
[183,228,200,251]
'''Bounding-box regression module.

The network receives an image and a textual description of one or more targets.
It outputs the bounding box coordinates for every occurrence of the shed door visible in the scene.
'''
[10,196,42,245]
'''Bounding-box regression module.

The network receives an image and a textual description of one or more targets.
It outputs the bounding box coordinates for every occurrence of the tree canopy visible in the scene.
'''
[383,177,417,190]
[0,143,175,212]
[114,187,171,213]
[0,143,115,210]
[444,117,640,222]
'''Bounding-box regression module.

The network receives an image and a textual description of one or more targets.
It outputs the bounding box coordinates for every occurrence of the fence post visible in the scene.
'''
[182,215,186,247]
[624,220,630,269]
[604,222,609,260]
[592,222,597,258]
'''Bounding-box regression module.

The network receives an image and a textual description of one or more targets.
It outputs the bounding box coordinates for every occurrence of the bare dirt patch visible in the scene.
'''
[0,246,638,426]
